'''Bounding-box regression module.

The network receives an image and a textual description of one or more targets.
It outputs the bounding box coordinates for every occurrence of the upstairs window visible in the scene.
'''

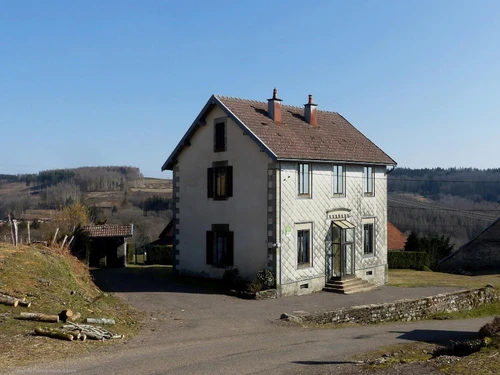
[214,121,226,152]
[333,165,345,196]
[298,163,311,197]
[206,224,234,267]
[363,166,374,196]
[207,162,233,200]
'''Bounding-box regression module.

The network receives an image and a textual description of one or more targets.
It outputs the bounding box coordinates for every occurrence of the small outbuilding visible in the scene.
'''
[439,218,500,273]
[82,224,133,268]
[387,222,407,251]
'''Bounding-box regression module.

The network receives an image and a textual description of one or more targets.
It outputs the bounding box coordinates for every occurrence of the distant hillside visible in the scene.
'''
[388,168,500,246]
[0,167,173,247]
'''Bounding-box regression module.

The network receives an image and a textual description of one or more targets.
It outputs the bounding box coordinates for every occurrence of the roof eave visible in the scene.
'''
[276,157,397,167]
[161,95,277,171]
[161,96,217,171]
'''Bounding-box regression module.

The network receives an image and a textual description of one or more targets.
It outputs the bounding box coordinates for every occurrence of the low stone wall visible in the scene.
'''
[281,286,498,326]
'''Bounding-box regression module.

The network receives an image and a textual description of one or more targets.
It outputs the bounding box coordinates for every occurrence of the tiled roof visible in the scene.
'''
[387,222,407,250]
[217,96,396,165]
[82,224,133,238]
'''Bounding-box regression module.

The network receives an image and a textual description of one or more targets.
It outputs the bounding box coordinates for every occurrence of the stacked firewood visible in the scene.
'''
[0,291,31,308]
[61,322,124,341]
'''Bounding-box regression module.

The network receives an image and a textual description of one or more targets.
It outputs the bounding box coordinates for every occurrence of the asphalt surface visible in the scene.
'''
[6,267,491,375]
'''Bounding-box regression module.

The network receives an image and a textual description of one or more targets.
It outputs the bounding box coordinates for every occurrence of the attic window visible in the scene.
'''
[214,119,226,152]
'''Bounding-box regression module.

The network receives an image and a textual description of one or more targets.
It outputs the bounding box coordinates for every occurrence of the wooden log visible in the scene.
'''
[0,291,24,300]
[0,296,18,307]
[34,327,73,341]
[84,332,105,341]
[85,317,115,325]
[19,312,59,323]
[68,312,81,322]
[17,300,31,308]
[67,330,81,340]
[59,309,74,322]
[0,293,30,307]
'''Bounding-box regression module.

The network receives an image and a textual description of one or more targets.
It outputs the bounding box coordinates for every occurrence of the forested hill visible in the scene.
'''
[389,167,500,202]
[388,167,500,246]
[0,166,143,192]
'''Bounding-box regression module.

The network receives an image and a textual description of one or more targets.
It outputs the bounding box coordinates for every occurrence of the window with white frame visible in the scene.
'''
[363,166,374,196]
[333,165,345,196]
[298,163,311,197]
[362,218,375,256]
[296,223,312,266]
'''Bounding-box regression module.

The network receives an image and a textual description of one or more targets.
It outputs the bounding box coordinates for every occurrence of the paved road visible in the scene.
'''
[7,267,491,375]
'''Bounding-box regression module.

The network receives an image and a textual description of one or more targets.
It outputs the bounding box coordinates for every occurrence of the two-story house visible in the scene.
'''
[162,89,396,297]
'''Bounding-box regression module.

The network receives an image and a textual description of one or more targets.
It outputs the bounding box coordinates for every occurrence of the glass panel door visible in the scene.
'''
[329,224,355,278]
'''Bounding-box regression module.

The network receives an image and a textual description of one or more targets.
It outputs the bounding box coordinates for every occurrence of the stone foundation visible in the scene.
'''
[282,286,498,325]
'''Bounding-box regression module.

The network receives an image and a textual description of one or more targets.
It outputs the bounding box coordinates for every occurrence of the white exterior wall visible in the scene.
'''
[277,162,388,296]
[174,106,272,280]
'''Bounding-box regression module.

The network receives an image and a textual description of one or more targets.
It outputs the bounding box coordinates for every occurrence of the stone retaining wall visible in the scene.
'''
[282,286,498,326]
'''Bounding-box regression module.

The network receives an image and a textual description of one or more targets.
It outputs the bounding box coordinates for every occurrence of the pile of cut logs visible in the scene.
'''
[1,290,123,342]
[34,322,123,342]
[0,291,31,308]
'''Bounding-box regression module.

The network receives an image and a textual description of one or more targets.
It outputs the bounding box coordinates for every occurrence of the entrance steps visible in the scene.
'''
[323,277,378,294]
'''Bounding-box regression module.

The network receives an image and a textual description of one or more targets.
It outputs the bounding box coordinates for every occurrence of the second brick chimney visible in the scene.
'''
[304,94,318,126]
[267,88,282,123]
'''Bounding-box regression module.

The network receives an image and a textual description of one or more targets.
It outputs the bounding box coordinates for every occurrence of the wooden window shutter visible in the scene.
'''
[226,231,234,266]
[207,168,214,198]
[226,166,233,197]
[206,231,214,264]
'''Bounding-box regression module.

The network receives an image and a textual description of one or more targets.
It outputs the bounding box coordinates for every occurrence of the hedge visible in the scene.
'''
[388,251,429,270]
[126,244,135,264]
[144,245,173,265]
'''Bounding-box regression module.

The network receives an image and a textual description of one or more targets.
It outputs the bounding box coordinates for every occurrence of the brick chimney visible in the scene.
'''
[304,94,318,126]
[267,88,282,123]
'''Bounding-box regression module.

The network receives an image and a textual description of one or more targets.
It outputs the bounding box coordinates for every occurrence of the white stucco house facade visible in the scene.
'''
[162,89,396,297]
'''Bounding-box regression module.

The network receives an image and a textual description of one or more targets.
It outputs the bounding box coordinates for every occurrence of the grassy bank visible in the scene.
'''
[388,269,500,289]
[0,243,140,371]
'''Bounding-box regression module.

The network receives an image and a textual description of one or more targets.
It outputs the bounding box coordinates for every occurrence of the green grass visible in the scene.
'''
[388,269,500,289]
[0,243,141,371]
[430,301,500,321]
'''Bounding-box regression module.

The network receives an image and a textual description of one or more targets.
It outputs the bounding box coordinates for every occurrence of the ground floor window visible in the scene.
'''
[206,224,234,267]
[362,218,375,256]
[296,223,312,266]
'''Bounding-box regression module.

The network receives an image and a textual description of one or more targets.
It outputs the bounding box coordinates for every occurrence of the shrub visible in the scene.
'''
[246,279,264,293]
[479,316,500,338]
[144,245,173,265]
[222,267,244,289]
[388,251,429,270]
[255,268,275,290]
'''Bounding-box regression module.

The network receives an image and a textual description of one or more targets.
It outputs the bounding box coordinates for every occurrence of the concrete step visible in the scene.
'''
[323,277,378,294]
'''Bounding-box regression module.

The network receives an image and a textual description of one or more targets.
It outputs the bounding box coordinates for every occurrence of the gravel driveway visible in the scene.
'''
[7,266,484,375]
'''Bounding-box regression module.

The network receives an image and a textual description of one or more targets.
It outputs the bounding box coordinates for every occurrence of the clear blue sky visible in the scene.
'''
[1,1,499,178]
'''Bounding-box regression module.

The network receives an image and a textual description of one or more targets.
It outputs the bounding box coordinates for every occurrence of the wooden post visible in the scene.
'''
[8,214,15,245]
[13,220,18,246]
[27,221,31,244]
[123,237,127,267]
[68,236,75,249]
[60,235,68,249]
[52,228,59,246]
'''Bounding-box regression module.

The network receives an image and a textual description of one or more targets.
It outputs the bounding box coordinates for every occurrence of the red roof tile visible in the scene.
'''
[83,224,133,238]
[387,222,407,250]
[217,96,396,165]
